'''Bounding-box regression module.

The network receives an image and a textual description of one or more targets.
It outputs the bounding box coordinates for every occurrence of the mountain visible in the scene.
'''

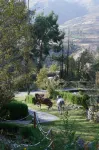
[29,0,88,24]
[60,12,99,49]
[28,0,99,49]
[29,0,99,23]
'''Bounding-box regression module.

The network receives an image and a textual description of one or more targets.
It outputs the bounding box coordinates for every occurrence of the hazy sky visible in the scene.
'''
[25,0,46,9]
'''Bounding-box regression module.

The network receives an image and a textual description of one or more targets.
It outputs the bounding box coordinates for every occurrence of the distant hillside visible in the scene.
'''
[60,12,99,50]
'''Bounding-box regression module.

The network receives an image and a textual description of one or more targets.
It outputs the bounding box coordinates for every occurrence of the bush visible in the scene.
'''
[47,85,59,99]
[0,86,14,109]
[25,95,37,104]
[36,67,48,89]
[32,97,37,104]
[53,91,89,109]
[81,94,89,109]
[0,122,19,133]
[25,95,33,104]
[4,100,28,120]
[20,126,43,142]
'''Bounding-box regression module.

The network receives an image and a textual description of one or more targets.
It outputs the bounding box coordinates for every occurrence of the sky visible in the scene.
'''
[25,0,46,9]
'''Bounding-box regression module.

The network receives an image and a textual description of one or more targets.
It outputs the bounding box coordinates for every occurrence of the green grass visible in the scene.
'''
[40,109,99,142]
[15,96,26,102]
[28,104,99,142]
[15,95,99,142]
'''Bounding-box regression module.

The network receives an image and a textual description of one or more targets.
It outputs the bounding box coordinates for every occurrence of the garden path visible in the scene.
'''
[29,108,59,123]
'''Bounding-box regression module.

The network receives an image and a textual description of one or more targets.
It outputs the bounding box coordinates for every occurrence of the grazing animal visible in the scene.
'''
[57,95,65,114]
[35,93,53,109]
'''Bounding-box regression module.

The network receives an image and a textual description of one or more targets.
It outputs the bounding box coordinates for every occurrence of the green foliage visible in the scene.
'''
[0,142,5,150]
[32,97,37,105]
[25,95,37,105]
[25,95,35,104]
[0,86,14,109]
[76,49,94,80]
[49,64,59,72]
[81,94,89,109]
[20,126,43,141]
[47,84,59,99]
[54,112,78,150]
[4,100,28,120]
[25,95,33,104]
[0,122,19,133]
[30,11,64,71]
[0,0,34,106]
[20,126,34,138]
[36,67,48,89]
[54,91,89,109]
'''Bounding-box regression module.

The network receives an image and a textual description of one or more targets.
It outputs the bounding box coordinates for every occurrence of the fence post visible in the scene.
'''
[50,129,54,150]
[96,143,99,150]
[84,142,89,150]
[34,112,36,128]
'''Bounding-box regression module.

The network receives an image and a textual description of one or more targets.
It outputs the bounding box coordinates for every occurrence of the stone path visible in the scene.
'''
[29,108,59,123]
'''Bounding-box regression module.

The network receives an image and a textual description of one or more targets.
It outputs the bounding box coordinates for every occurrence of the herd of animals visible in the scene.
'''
[34,93,65,114]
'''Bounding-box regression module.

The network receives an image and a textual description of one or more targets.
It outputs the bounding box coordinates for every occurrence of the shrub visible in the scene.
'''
[47,84,59,99]
[4,100,28,120]
[32,97,37,104]
[81,94,89,109]
[49,64,59,72]
[36,67,48,89]
[25,95,33,104]
[20,126,34,138]
[0,122,19,133]
[25,95,37,104]
[54,112,79,150]
[20,126,43,142]
[0,86,14,110]
[54,91,89,109]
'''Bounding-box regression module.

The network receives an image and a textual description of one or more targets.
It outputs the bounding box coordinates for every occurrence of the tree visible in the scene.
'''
[68,56,76,80]
[0,0,34,105]
[51,39,66,79]
[76,50,94,80]
[36,67,48,89]
[30,12,64,72]
[49,64,59,72]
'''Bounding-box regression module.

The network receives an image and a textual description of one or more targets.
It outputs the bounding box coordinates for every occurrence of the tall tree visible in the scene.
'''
[76,50,94,80]
[30,12,64,72]
[0,0,33,105]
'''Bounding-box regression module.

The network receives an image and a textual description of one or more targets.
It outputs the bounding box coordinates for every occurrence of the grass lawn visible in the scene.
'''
[15,95,99,142]
[40,109,99,142]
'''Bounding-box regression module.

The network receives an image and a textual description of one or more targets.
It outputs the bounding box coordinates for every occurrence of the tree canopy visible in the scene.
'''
[30,12,64,71]
[0,0,33,105]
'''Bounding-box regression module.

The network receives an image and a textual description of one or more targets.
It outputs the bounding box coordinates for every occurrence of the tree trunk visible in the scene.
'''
[66,30,70,80]
[37,42,43,72]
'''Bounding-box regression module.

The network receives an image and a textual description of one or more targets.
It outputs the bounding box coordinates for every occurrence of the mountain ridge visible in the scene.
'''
[60,12,99,50]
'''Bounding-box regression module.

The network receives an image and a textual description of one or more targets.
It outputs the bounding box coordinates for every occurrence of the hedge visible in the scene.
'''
[4,100,28,120]
[56,91,89,109]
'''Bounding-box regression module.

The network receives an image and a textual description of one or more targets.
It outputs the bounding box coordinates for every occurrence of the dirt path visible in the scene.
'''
[29,108,59,123]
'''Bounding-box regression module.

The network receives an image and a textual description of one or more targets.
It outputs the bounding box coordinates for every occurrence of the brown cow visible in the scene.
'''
[35,93,53,109]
